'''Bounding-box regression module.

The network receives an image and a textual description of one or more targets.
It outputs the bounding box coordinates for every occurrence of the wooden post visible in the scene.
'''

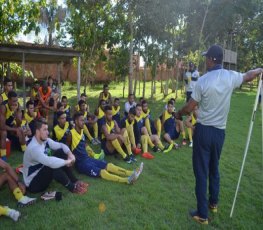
[77,56,81,101]
[22,53,26,110]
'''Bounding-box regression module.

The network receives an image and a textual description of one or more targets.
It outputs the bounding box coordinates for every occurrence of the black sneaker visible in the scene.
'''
[123,156,132,164]
[130,154,137,162]
[189,210,208,225]
[152,146,161,152]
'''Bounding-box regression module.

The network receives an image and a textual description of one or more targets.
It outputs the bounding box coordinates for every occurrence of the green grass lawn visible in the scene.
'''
[1,81,262,229]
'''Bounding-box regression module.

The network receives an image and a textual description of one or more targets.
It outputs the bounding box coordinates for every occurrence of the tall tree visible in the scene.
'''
[0,0,45,42]
[39,0,66,46]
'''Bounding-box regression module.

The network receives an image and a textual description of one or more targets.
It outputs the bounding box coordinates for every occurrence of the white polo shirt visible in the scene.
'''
[191,69,243,129]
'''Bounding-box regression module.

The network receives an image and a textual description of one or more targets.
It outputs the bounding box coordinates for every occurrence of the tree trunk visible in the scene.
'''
[143,37,148,98]
[122,75,125,98]
[160,66,163,93]
[128,7,134,94]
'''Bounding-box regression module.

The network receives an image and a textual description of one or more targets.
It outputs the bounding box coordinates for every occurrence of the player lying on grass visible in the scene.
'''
[23,118,88,195]
[0,158,36,222]
[67,112,143,184]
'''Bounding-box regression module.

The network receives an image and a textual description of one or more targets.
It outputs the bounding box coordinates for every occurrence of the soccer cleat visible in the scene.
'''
[73,182,87,195]
[132,147,142,155]
[15,164,24,174]
[124,156,132,164]
[152,146,161,153]
[130,154,137,162]
[5,207,21,222]
[141,152,154,159]
[91,138,98,145]
[95,138,101,145]
[94,150,105,160]
[189,142,193,148]
[209,204,218,213]
[182,139,187,146]
[189,210,208,225]
[127,171,137,184]
[17,196,36,207]
[135,162,144,180]
[174,143,181,149]
[163,143,173,153]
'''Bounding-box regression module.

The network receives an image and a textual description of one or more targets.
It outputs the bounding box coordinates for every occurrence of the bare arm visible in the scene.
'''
[176,98,198,120]
[243,68,263,83]
[102,124,118,141]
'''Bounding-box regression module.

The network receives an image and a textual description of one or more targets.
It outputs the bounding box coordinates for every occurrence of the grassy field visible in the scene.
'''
[1,81,262,229]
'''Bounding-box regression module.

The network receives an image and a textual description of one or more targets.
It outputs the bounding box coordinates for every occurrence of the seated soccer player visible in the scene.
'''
[53,111,103,160]
[112,98,121,126]
[0,91,27,157]
[120,107,142,155]
[38,81,56,119]
[0,77,13,104]
[141,100,161,138]
[78,100,100,145]
[124,93,136,117]
[184,106,198,148]
[67,112,143,184]
[134,104,171,157]
[23,118,88,194]
[161,100,182,152]
[30,80,40,108]
[52,102,64,127]
[61,96,72,123]
[95,99,106,138]
[21,111,32,141]
[0,158,36,222]
[101,105,135,163]
[75,93,89,113]
[99,84,112,105]
[24,100,37,138]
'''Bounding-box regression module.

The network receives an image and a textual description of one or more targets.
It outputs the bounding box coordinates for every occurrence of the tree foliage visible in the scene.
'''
[0,0,45,42]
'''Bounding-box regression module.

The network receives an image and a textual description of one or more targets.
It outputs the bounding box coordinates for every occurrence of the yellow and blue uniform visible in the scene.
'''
[101,121,117,155]
[163,110,180,140]
[97,106,105,138]
[142,108,158,135]
[63,105,71,122]
[112,105,120,126]
[70,128,107,177]
[120,118,140,146]
[25,112,37,134]
[53,122,71,144]
[134,114,145,134]
[99,92,111,104]
[1,92,8,104]
[5,104,15,127]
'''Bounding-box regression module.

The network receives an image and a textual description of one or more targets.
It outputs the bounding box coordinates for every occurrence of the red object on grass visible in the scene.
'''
[142,152,154,159]
[6,138,11,158]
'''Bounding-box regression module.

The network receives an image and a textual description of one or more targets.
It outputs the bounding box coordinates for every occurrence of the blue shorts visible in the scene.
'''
[167,128,180,140]
[75,158,107,177]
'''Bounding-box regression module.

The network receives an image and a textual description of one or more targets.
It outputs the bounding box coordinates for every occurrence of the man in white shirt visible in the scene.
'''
[23,118,87,194]
[184,62,200,102]
[124,94,136,117]
[176,44,263,225]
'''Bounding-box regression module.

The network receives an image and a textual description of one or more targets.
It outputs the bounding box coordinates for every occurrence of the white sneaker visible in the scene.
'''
[189,142,193,147]
[5,207,21,222]
[18,196,36,207]
[135,162,144,180]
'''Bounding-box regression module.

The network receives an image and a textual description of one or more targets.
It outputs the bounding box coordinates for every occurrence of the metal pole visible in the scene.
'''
[77,56,81,101]
[230,73,262,218]
[22,53,26,110]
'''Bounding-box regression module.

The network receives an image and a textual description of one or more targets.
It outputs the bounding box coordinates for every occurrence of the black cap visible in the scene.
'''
[189,62,194,67]
[202,45,223,62]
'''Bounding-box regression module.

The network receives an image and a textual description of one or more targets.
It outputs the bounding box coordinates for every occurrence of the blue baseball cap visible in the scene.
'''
[202,45,223,62]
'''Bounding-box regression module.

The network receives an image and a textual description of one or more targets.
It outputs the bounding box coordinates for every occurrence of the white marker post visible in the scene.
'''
[230,73,262,218]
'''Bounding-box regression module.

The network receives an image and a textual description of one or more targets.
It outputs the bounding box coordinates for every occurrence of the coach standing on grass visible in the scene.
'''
[175,44,263,225]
